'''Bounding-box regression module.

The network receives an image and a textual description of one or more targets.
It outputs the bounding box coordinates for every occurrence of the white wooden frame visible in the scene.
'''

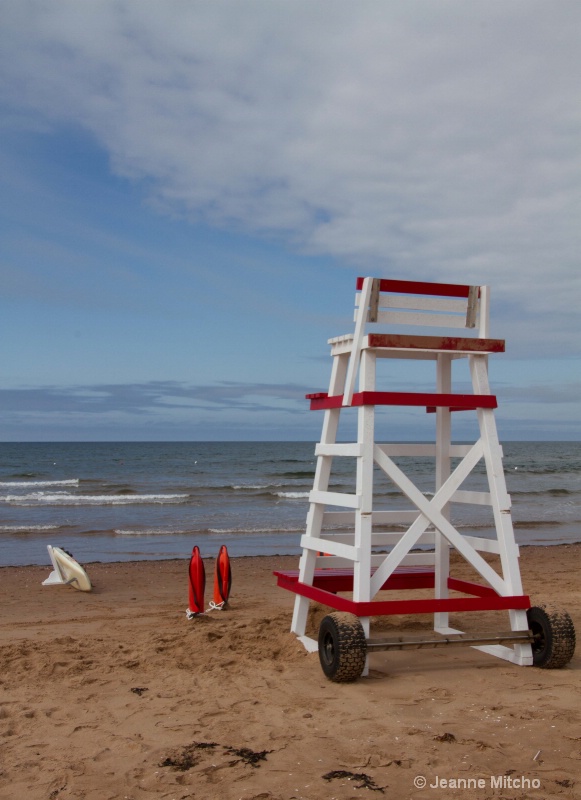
[291,277,532,667]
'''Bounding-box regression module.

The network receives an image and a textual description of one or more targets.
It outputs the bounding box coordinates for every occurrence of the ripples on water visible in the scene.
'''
[0,441,579,565]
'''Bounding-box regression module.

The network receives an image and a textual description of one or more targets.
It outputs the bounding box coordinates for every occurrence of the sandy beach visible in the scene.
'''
[1,545,579,799]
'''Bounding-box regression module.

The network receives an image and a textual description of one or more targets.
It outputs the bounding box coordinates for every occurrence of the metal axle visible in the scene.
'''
[366,629,535,652]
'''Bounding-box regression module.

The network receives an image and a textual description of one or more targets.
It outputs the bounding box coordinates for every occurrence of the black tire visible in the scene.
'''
[527,605,576,669]
[318,612,367,682]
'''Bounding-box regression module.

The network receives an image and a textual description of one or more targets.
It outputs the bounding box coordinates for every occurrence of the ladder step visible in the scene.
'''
[309,490,361,509]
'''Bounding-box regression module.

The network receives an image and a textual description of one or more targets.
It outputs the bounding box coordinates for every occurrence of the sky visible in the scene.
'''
[0,0,580,442]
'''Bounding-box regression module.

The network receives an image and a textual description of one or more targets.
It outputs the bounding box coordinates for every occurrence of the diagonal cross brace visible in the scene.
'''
[371,441,507,597]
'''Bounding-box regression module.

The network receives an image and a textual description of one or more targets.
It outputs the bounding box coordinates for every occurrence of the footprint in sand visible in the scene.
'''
[420,687,453,702]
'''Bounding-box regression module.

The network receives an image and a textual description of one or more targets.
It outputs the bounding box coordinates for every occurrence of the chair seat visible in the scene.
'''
[328,332,504,355]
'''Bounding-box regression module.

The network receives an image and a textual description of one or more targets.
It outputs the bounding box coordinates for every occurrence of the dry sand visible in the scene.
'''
[0,545,579,799]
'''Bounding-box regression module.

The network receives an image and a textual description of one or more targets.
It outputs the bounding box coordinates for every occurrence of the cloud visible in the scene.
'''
[499,381,581,405]
[0,380,327,440]
[1,1,580,352]
[0,380,311,415]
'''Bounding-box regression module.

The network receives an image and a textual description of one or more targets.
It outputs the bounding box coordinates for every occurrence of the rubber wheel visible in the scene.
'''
[318,612,367,682]
[527,605,576,669]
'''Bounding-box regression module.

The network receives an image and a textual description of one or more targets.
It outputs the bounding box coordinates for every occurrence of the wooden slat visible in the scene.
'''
[315,531,435,545]
[298,535,360,561]
[357,293,469,313]
[374,310,469,328]
[313,552,436,569]
[447,577,498,597]
[452,490,492,506]
[328,334,354,345]
[309,489,361,509]
[370,510,427,525]
[368,278,381,321]
[353,391,496,409]
[426,405,480,413]
[450,444,474,456]
[356,277,473,298]
[315,442,363,457]
[374,444,473,457]
[366,333,505,353]
[465,285,479,328]
[398,553,437,566]
[276,577,531,616]
[321,510,422,525]
[462,535,519,556]
[376,443,435,456]
[275,565,436,592]
[307,392,497,410]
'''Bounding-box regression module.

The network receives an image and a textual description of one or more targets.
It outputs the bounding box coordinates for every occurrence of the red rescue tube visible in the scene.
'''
[188,546,206,615]
[213,545,232,607]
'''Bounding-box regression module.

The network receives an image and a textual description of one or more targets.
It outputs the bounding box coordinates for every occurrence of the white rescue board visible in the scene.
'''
[42,545,92,592]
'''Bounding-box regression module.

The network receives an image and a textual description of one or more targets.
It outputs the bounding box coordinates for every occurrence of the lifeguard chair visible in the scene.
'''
[275,277,575,681]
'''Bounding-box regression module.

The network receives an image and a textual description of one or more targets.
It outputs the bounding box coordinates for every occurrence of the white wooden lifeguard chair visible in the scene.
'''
[275,277,575,681]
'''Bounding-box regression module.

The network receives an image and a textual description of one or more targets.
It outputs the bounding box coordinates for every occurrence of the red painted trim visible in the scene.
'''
[276,577,530,615]
[448,578,499,598]
[307,394,344,409]
[426,406,479,413]
[274,567,435,593]
[307,392,497,410]
[356,392,497,408]
[356,277,472,298]
[367,333,505,353]
[305,392,334,400]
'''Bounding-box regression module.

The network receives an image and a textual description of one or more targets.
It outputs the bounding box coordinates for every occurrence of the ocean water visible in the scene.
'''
[0,441,579,566]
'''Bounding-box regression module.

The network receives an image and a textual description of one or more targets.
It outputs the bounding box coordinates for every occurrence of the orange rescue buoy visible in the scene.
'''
[213,545,232,608]
[187,546,205,616]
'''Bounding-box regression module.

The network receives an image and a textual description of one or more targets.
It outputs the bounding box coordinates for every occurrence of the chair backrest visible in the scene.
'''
[354,277,489,338]
[341,277,491,405]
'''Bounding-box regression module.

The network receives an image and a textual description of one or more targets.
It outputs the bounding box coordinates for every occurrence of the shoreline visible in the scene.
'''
[2,537,581,571]
[1,546,579,798]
